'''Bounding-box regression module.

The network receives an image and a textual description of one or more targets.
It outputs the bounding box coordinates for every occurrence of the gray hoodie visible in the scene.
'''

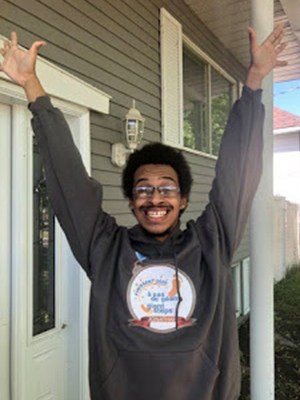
[29,86,264,400]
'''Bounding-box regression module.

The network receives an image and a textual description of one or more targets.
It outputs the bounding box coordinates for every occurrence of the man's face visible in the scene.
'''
[129,164,187,242]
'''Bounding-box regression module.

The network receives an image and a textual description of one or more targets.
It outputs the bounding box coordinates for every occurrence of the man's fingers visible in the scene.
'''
[272,29,286,48]
[29,41,47,56]
[276,59,288,67]
[4,40,10,51]
[11,31,18,47]
[276,42,288,55]
[266,22,285,45]
[248,27,257,53]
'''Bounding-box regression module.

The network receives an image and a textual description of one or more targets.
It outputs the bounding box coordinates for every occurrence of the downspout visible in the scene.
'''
[250,0,275,399]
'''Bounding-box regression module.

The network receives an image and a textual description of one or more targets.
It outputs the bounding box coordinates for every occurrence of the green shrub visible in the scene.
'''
[239,264,300,399]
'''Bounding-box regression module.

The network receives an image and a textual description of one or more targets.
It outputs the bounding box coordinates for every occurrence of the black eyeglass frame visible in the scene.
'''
[132,185,180,198]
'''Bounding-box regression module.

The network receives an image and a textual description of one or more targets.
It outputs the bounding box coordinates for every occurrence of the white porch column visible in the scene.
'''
[250,0,275,399]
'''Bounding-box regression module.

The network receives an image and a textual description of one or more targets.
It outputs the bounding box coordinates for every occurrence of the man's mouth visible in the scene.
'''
[147,210,168,218]
[140,206,172,220]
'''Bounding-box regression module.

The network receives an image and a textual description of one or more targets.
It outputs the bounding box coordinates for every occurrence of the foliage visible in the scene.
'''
[211,93,230,156]
[239,265,300,399]
[183,92,230,156]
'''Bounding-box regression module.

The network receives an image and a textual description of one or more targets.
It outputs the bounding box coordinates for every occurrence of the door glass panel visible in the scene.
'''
[33,136,55,336]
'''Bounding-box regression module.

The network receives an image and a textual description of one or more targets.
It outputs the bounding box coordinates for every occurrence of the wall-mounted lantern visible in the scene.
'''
[111,100,145,167]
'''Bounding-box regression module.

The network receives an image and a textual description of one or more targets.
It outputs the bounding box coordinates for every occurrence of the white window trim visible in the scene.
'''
[0,33,111,400]
[242,257,251,315]
[160,9,238,159]
[183,35,237,86]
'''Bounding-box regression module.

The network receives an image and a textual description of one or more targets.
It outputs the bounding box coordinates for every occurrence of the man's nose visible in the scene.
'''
[150,188,163,202]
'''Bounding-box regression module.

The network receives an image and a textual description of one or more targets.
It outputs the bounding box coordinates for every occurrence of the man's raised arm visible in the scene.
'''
[197,23,287,265]
[0,33,117,277]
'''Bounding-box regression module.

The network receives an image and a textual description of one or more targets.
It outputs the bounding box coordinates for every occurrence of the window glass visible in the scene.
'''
[231,264,242,316]
[211,68,232,156]
[183,48,208,152]
[183,45,234,156]
[33,136,55,336]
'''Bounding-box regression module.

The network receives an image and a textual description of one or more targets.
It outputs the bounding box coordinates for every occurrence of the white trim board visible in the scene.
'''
[274,127,300,134]
[0,35,111,114]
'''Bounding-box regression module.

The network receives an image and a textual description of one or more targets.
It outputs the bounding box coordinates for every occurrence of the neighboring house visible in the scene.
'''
[273,107,300,280]
[273,106,300,204]
[0,1,299,399]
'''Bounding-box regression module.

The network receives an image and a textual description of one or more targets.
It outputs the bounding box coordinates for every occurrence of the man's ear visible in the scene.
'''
[129,199,134,212]
[180,196,187,210]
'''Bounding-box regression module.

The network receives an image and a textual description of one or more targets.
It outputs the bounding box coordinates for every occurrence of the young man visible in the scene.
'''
[0,25,286,400]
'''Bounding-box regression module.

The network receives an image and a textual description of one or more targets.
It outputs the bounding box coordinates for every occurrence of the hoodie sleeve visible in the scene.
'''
[195,86,265,266]
[29,96,118,278]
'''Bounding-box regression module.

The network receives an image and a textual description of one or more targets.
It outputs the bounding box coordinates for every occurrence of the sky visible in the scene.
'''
[274,78,300,117]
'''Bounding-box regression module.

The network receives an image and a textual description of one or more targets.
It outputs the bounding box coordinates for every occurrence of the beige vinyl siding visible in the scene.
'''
[1,0,249,261]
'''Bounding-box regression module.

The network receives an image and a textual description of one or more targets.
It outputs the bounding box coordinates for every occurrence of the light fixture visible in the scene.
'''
[111,100,145,167]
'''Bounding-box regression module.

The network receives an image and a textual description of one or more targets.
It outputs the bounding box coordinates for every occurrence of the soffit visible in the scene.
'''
[183,0,300,83]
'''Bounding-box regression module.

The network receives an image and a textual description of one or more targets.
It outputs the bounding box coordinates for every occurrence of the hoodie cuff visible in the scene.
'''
[242,85,263,102]
[28,96,53,114]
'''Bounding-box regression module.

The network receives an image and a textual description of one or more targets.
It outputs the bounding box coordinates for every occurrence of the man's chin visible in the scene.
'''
[141,224,174,240]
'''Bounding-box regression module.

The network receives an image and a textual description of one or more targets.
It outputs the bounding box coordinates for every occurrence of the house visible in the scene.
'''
[273,107,300,280]
[274,106,300,204]
[0,1,299,399]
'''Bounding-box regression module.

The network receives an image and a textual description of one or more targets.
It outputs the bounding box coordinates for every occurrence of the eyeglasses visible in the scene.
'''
[132,185,180,199]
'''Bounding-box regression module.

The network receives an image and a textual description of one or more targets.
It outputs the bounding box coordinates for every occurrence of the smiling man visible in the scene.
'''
[0,24,287,400]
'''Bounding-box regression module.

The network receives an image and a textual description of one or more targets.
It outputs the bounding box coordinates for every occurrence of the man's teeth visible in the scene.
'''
[147,210,167,218]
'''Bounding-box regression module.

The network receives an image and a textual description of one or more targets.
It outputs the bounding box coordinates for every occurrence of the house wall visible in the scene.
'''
[274,132,300,203]
[1,0,248,262]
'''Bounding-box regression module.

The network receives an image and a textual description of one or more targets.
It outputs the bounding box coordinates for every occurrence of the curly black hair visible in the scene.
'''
[122,142,193,201]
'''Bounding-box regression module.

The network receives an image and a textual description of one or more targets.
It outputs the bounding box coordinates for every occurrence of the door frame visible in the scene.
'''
[0,104,12,400]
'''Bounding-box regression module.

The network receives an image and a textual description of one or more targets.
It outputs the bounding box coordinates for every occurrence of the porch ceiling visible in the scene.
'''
[183,0,300,83]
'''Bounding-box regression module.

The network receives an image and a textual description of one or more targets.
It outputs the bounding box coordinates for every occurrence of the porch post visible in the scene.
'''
[250,0,275,399]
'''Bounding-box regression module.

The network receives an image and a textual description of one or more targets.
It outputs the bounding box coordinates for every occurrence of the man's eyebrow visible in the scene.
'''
[135,178,149,185]
[135,176,177,185]
[160,175,177,183]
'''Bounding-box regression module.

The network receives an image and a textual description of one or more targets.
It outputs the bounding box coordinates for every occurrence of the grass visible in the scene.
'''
[239,264,300,399]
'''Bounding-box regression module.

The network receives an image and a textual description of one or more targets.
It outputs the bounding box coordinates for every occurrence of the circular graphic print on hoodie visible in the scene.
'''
[127,263,196,333]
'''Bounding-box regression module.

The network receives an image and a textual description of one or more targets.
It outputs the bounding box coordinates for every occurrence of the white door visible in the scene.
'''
[4,104,90,400]
[10,104,67,400]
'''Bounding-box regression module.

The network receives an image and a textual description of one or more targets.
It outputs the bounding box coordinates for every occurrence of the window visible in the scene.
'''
[231,258,251,318]
[161,8,237,157]
[231,263,242,317]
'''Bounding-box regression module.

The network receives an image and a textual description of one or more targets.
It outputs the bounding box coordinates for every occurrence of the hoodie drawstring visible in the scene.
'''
[172,238,182,330]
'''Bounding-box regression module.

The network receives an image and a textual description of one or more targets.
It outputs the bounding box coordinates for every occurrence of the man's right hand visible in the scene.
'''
[0,32,47,102]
